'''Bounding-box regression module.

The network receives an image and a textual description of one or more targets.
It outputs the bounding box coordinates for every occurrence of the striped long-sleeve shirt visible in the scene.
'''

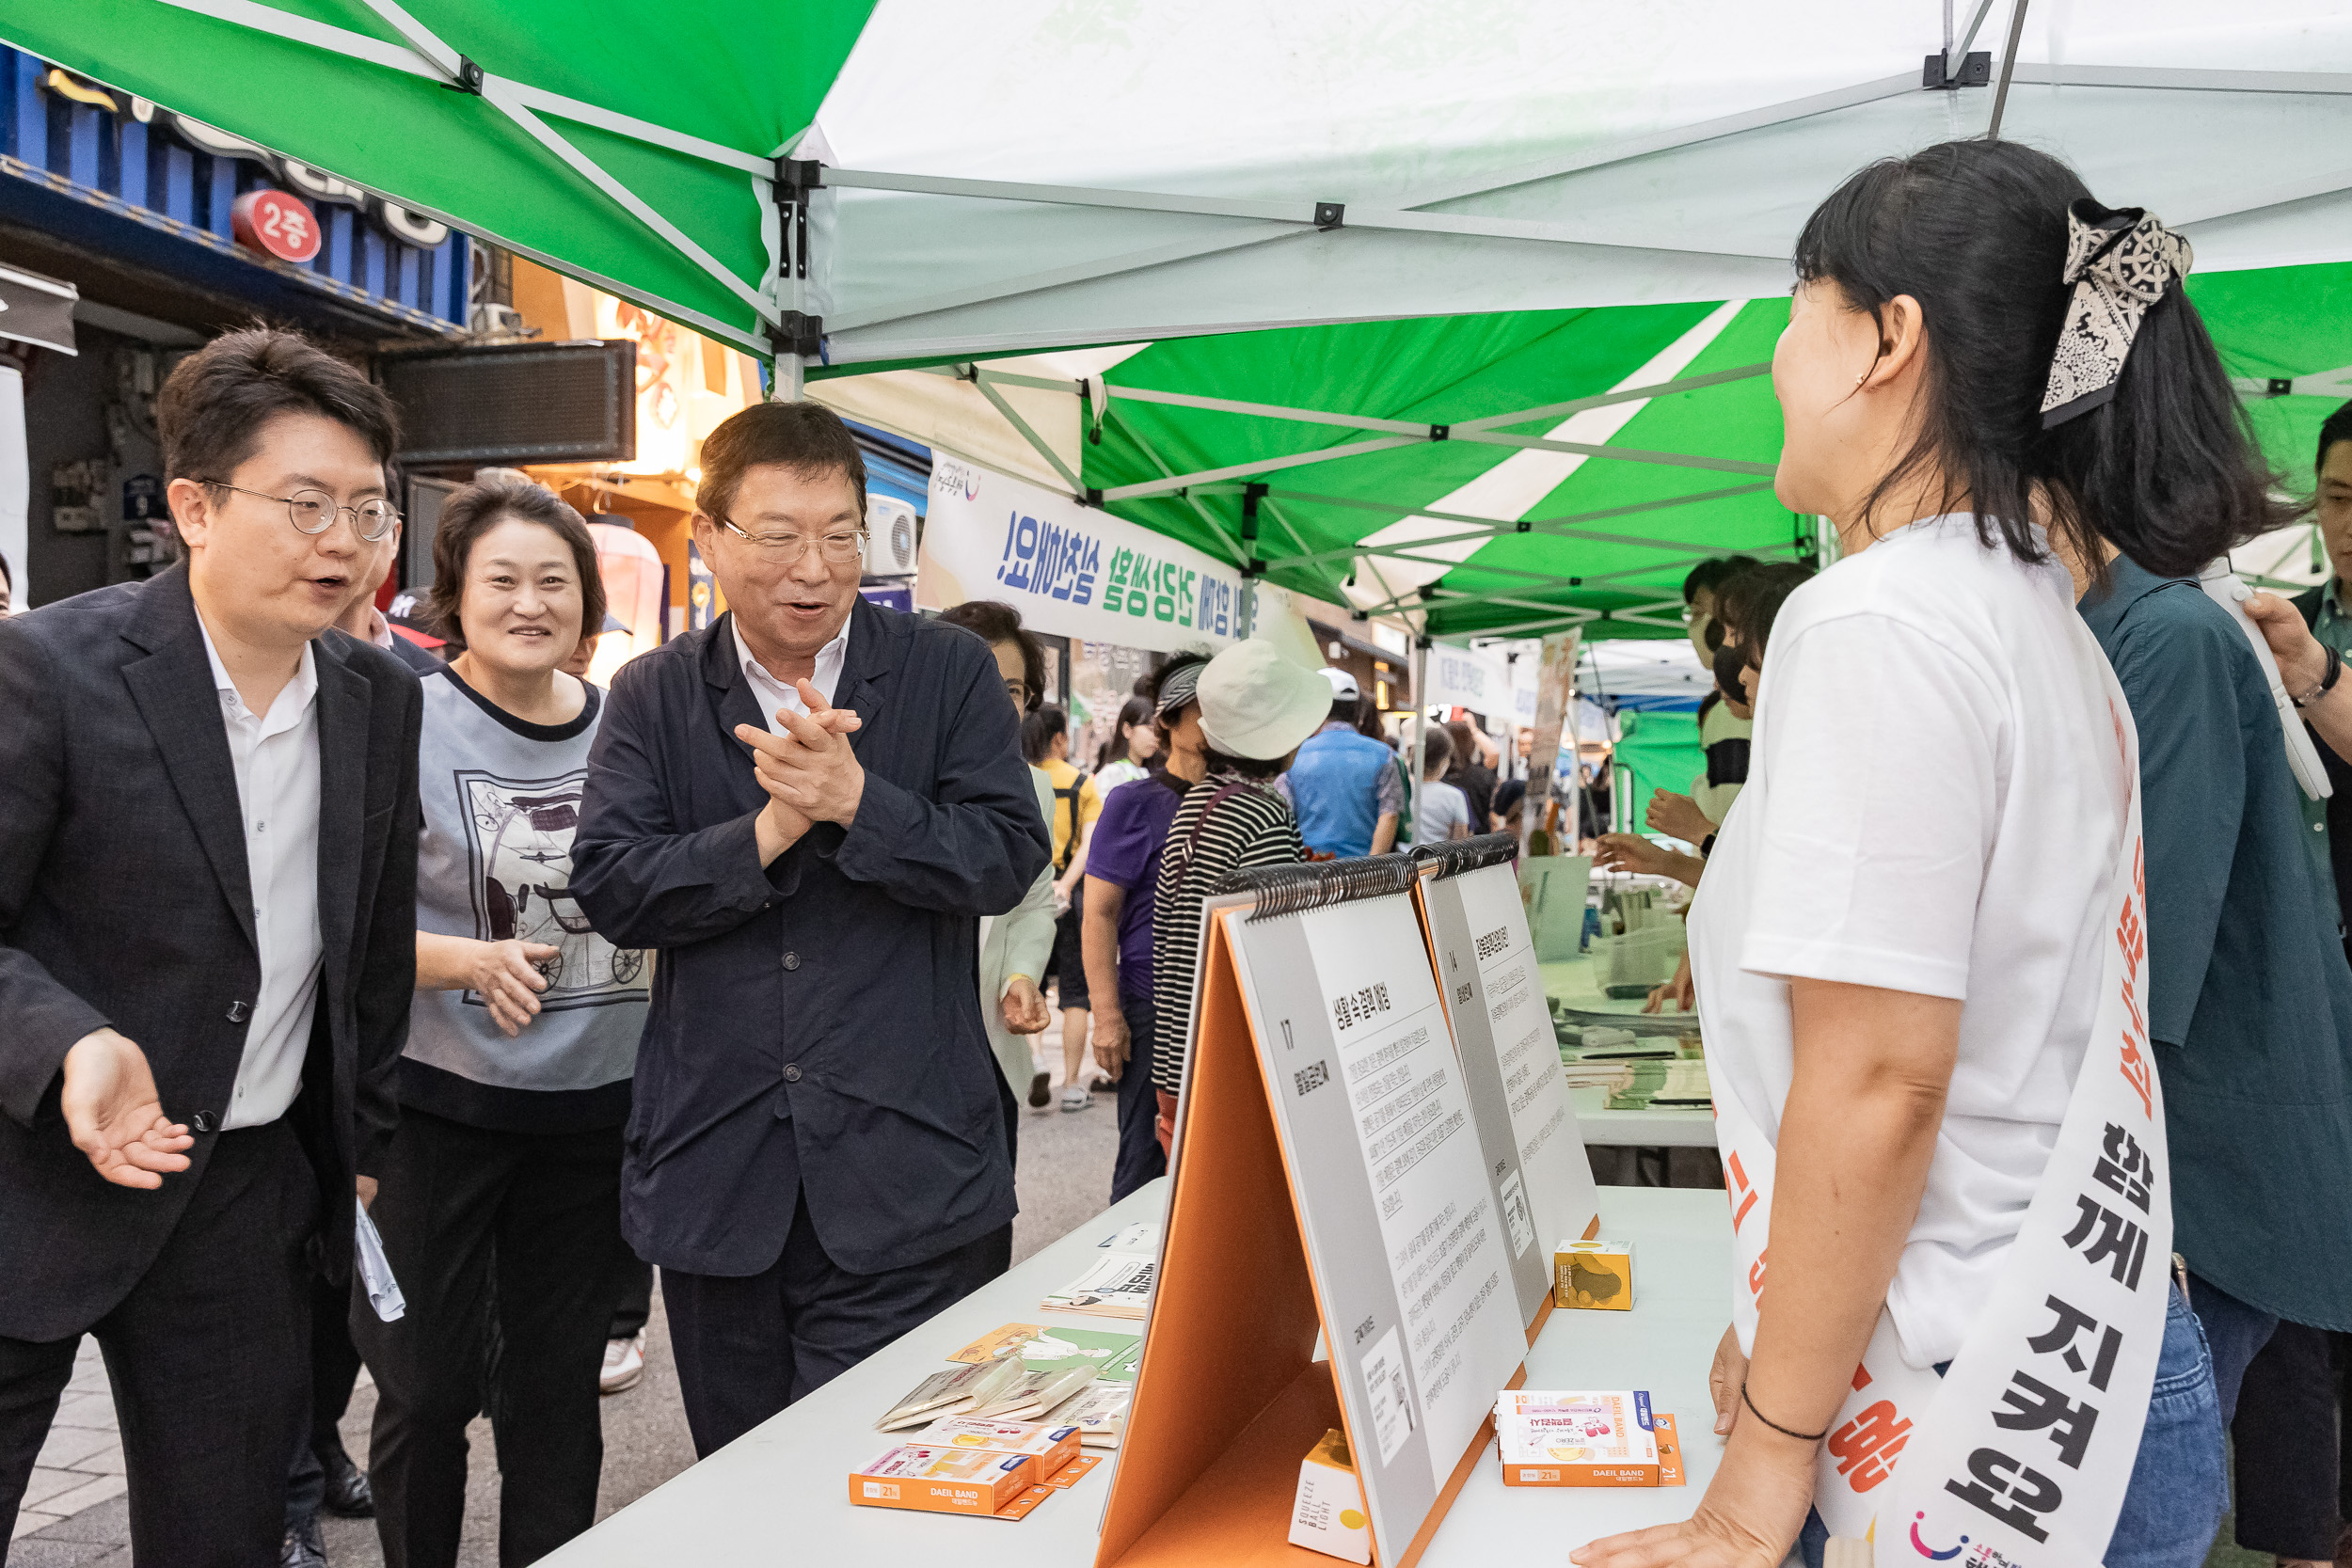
[1150,771,1306,1098]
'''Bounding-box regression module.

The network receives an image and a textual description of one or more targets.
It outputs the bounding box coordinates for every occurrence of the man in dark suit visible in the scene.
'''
[572,402,1048,1458]
[0,328,421,1564]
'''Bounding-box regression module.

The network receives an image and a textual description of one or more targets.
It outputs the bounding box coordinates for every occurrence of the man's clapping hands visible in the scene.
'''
[736,678,866,863]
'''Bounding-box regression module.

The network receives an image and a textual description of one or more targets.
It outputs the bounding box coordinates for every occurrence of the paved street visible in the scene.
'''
[8,1043,1123,1567]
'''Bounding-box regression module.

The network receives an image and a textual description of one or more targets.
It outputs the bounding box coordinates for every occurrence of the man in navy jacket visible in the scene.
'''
[572,403,1047,1456]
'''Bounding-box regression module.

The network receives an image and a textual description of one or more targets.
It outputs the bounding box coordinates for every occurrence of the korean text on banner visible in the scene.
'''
[1423,645,1513,717]
[922,458,1259,653]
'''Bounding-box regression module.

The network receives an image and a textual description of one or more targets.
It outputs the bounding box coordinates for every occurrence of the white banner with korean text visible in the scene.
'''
[919,458,1264,653]
[1713,624,2168,1568]
[1423,643,1514,717]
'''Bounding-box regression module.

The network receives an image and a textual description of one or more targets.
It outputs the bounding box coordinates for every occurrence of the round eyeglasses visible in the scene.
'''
[205,482,400,544]
[715,517,868,564]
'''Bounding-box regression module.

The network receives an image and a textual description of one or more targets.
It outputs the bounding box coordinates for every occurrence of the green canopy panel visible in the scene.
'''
[12,0,875,356]
[831,264,2352,642]
[33,3,2352,640]
[1075,297,1802,641]
[1610,710,1705,814]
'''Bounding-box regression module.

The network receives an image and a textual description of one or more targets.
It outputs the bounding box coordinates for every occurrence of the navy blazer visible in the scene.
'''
[0,565,421,1339]
[571,596,1047,1276]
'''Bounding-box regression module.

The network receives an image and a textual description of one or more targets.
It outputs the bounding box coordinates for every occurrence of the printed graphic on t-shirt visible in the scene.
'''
[453,768,647,1011]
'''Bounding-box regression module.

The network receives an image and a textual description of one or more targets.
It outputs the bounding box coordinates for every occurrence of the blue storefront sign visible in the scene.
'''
[0,51,467,337]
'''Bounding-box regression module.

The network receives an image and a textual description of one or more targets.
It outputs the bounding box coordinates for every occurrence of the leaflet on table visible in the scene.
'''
[946,1323,1144,1382]
[1094,1221,1160,1253]
[1041,1254,1154,1319]
[1417,858,1601,1324]
[876,1354,1027,1431]
[1041,1380,1131,1448]
[1222,889,1527,1559]
[966,1364,1096,1422]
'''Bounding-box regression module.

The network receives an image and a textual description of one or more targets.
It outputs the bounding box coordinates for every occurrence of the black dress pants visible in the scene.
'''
[352,1109,627,1568]
[0,1120,316,1567]
[661,1196,1010,1459]
[2229,1320,2348,1560]
[1110,990,1165,1202]
[288,1266,368,1527]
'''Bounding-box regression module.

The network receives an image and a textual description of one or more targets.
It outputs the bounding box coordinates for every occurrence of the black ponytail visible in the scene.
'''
[1793,139,2290,579]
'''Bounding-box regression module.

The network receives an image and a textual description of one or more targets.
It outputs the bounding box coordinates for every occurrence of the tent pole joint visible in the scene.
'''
[443,55,485,94]
[771,312,823,360]
[1314,201,1345,230]
[1922,51,1990,87]
[1428,423,1449,441]
[1084,487,1104,508]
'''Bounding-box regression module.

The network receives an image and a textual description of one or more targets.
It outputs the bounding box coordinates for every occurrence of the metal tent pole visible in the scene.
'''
[1409,638,1429,847]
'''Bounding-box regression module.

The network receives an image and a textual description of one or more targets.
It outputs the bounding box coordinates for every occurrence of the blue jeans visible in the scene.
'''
[2185,1271,2280,1424]
[1798,1282,2225,1567]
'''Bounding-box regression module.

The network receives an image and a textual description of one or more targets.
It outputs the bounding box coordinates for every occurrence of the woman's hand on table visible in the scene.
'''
[1568,1428,1815,1568]
[1707,1323,1746,1435]
[1573,1331,1811,1568]
[1643,953,1695,1014]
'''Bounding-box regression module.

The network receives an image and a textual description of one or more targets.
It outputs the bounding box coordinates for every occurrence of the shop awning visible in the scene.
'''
[24,1,2352,637]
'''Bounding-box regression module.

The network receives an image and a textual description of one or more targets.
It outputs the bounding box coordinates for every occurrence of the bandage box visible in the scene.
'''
[849,1443,1040,1515]
[1287,1428,1373,1563]
[1497,1390,1683,1487]
[921,1418,1081,1478]
[1553,1236,1633,1310]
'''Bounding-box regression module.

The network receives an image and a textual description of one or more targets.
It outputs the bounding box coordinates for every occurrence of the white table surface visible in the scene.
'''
[1543,955,1717,1149]
[541,1183,1769,1568]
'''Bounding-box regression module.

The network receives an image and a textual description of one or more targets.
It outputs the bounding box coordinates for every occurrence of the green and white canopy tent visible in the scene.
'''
[22,0,2352,641]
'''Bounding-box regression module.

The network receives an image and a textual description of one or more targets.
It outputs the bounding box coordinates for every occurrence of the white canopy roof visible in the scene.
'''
[803,0,2352,367]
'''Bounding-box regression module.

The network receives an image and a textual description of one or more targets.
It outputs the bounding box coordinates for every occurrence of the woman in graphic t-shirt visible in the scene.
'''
[353,476,647,1568]
[1575,141,2267,1568]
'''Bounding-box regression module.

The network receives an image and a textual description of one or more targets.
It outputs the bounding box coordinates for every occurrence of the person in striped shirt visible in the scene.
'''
[1148,641,1331,1152]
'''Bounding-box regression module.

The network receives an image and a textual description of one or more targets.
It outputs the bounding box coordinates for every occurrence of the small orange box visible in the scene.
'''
[1497,1392,1684,1488]
[1553,1237,1633,1310]
[850,1444,1038,1515]
[922,1418,1082,1478]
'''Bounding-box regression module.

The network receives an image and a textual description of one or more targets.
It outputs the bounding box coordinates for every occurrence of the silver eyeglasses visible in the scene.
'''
[205,482,400,544]
[715,516,867,564]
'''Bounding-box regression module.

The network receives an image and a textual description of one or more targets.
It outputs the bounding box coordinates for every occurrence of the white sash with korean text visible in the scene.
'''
[1717,640,2169,1568]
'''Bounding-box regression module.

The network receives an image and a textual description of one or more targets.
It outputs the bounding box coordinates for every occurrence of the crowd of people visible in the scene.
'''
[2,131,2350,1568]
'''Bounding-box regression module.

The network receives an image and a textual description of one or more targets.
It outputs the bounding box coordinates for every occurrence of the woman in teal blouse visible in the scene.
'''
[2077,552,2352,1450]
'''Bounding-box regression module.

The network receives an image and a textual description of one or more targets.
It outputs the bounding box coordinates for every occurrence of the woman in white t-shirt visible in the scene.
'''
[1575,142,2268,1568]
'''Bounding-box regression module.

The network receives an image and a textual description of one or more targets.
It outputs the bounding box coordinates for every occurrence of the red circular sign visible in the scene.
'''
[230,188,323,263]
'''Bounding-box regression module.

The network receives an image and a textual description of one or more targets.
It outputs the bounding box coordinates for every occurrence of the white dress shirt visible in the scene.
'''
[733,613,850,735]
[198,619,324,1129]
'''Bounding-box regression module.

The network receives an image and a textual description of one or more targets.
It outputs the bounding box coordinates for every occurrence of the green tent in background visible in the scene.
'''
[1610,710,1706,818]
[818,261,2352,642]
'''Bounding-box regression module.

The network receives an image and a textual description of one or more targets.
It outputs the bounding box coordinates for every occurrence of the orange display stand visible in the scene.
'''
[1098,877,1522,1568]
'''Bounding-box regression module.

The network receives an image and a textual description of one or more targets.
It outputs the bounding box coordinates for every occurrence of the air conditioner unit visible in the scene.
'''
[864,494,918,578]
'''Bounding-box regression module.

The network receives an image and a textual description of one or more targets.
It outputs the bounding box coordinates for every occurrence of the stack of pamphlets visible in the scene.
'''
[1038,1380,1131,1449]
[963,1363,1096,1422]
[875,1354,1027,1432]
[1494,1390,1683,1487]
[1603,1058,1711,1111]
[1041,1254,1154,1320]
